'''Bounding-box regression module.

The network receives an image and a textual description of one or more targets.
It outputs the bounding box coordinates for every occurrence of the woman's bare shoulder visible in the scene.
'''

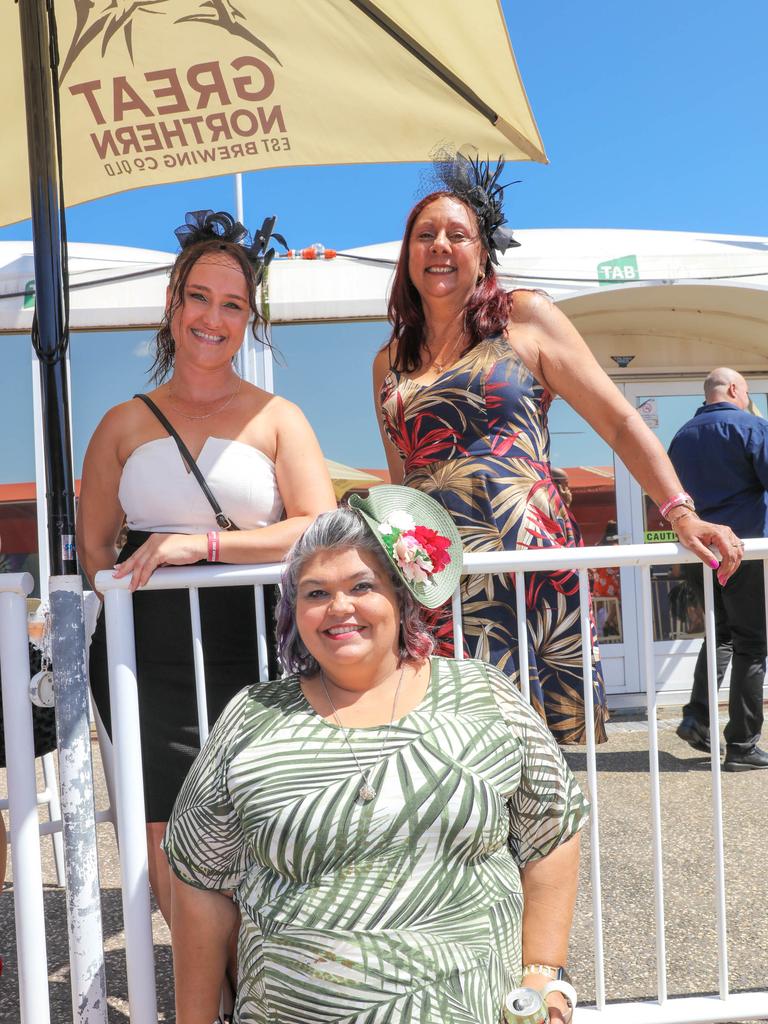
[507,287,555,325]
[94,396,153,439]
[240,380,275,409]
[245,388,311,430]
[372,338,396,374]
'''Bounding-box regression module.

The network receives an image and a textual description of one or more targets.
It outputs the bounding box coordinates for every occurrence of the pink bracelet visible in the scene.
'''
[659,492,695,520]
[207,530,220,563]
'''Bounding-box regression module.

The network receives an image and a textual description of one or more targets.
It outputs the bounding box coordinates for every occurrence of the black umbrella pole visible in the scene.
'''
[19,0,77,577]
[39,358,78,576]
[18,5,108,1023]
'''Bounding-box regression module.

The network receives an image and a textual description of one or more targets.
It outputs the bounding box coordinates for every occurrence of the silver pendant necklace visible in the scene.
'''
[320,665,405,802]
[166,375,242,421]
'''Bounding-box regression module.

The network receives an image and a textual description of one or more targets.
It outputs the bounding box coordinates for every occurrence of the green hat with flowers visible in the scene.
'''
[348,484,463,608]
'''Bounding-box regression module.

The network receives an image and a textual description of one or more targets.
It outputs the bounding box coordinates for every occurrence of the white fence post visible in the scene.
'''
[701,567,729,1000]
[639,565,668,1005]
[0,572,51,1024]
[102,585,158,1024]
[578,568,606,1010]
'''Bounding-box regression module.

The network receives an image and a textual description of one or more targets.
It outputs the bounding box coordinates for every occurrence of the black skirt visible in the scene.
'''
[88,531,279,821]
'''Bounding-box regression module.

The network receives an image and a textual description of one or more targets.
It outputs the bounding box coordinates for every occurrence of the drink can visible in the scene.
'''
[502,986,549,1024]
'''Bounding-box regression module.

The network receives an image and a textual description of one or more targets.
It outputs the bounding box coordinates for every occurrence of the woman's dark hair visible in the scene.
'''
[277,508,435,676]
[386,190,511,373]
[149,238,270,383]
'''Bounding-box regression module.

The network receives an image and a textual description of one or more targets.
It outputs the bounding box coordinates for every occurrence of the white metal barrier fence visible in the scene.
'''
[0,577,118,1023]
[4,542,768,1023]
[0,572,52,1022]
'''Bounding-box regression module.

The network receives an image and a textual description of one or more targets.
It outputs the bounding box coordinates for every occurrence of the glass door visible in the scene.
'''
[623,380,768,696]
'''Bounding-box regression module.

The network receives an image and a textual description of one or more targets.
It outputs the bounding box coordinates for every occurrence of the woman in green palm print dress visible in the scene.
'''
[372,155,743,745]
[164,488,587,1024]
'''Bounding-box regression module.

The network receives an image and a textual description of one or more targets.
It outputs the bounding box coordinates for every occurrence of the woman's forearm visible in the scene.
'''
[216,515,321,563]
[609,409,684,508]
[171,878,238,1024]
[111,515,328,590]
[520,833,580,967]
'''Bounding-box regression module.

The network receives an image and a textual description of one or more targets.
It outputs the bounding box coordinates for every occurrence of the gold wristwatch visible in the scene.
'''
[522,963,572,985]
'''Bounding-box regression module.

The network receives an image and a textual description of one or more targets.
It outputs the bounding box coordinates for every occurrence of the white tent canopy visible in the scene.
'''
[2,228,768,372]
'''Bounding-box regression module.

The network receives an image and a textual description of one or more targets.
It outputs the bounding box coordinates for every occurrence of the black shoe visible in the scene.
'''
[676,716,711,753]
[723,746,768,772]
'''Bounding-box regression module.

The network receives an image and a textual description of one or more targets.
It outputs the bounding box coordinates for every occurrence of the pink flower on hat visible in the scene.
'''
[378,511,452,586]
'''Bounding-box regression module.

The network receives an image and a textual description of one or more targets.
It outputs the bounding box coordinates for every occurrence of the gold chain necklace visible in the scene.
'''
[428,336,465,373]
[166,376,242,421]
[319,666,405,802]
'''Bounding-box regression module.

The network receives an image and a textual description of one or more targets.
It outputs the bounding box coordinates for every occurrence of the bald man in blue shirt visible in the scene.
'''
[669,367,768,771]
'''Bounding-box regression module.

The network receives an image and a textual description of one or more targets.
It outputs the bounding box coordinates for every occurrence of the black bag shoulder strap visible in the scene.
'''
[133,393,239,530]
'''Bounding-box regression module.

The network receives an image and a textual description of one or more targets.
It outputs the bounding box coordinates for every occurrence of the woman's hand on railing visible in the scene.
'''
[112,533,207,591]
[672,515,744,585]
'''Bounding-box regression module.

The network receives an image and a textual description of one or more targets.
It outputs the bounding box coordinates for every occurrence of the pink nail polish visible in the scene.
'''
[709,558,718,569]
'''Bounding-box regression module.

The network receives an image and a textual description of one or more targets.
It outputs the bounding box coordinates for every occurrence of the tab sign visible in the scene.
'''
[598,255,639,285]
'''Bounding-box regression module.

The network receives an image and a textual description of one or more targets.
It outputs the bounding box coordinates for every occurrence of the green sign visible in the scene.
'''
[597,254,639,285]
[645,530,677,543]
[23,280,35,309]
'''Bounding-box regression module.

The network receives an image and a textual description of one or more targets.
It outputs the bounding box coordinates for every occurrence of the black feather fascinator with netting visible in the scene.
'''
[174,209,287,286]
[430,149,520,264]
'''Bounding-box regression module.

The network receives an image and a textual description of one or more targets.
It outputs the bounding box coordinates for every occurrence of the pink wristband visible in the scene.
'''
[207,530,220,563]
[659,493,695,520]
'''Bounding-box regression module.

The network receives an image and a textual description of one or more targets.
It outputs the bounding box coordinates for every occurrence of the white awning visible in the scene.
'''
[3,228,768,372]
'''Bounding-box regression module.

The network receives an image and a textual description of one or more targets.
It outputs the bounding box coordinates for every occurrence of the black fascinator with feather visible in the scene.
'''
[431,149,520,264]
[174,209,287,286]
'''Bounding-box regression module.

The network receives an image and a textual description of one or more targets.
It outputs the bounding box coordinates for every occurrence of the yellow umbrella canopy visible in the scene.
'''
[2,0,546,226]
[326,459,385,501]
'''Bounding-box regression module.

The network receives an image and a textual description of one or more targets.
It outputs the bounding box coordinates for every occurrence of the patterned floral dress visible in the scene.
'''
[164,658,588,1024]
[380,335,608,745]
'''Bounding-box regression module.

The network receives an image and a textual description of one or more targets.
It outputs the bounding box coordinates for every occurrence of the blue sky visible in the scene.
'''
[2,0,767,482]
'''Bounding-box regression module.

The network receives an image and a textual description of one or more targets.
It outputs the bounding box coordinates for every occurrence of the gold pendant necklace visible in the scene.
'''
[429,336,464,373]
[320,666,405,802]
[166,376,242,421]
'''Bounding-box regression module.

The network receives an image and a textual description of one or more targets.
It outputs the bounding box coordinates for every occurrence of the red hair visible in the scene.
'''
[387,191,511,373]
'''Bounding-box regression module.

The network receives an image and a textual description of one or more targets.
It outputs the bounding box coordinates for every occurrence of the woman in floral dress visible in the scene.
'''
[372,154,742,745]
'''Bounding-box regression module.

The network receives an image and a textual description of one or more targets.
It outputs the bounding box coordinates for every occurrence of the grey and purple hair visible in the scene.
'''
[276,507,435,677]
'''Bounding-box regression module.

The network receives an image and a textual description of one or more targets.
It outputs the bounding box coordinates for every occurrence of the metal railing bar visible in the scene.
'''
[254,585,270,682]
[94,539,768,597]
[0,787,57,811]
[702,568,729,999]
[577,990,768,1023]
[514,571,530,701]
[640,565,668,1004]
[0,581,51,1024]
[97,562,283,592]
[40,749,65,886]
[450,586,464,659]
[102,586,158,1024]
[34,807,113,837]
[579,568,606,1009]
[188,587,210,745]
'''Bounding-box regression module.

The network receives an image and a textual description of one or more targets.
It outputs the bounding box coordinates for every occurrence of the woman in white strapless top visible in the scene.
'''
[76,211,336,927]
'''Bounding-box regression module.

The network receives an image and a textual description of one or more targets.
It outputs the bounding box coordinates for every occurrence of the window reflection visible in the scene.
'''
[548,400,622,645]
